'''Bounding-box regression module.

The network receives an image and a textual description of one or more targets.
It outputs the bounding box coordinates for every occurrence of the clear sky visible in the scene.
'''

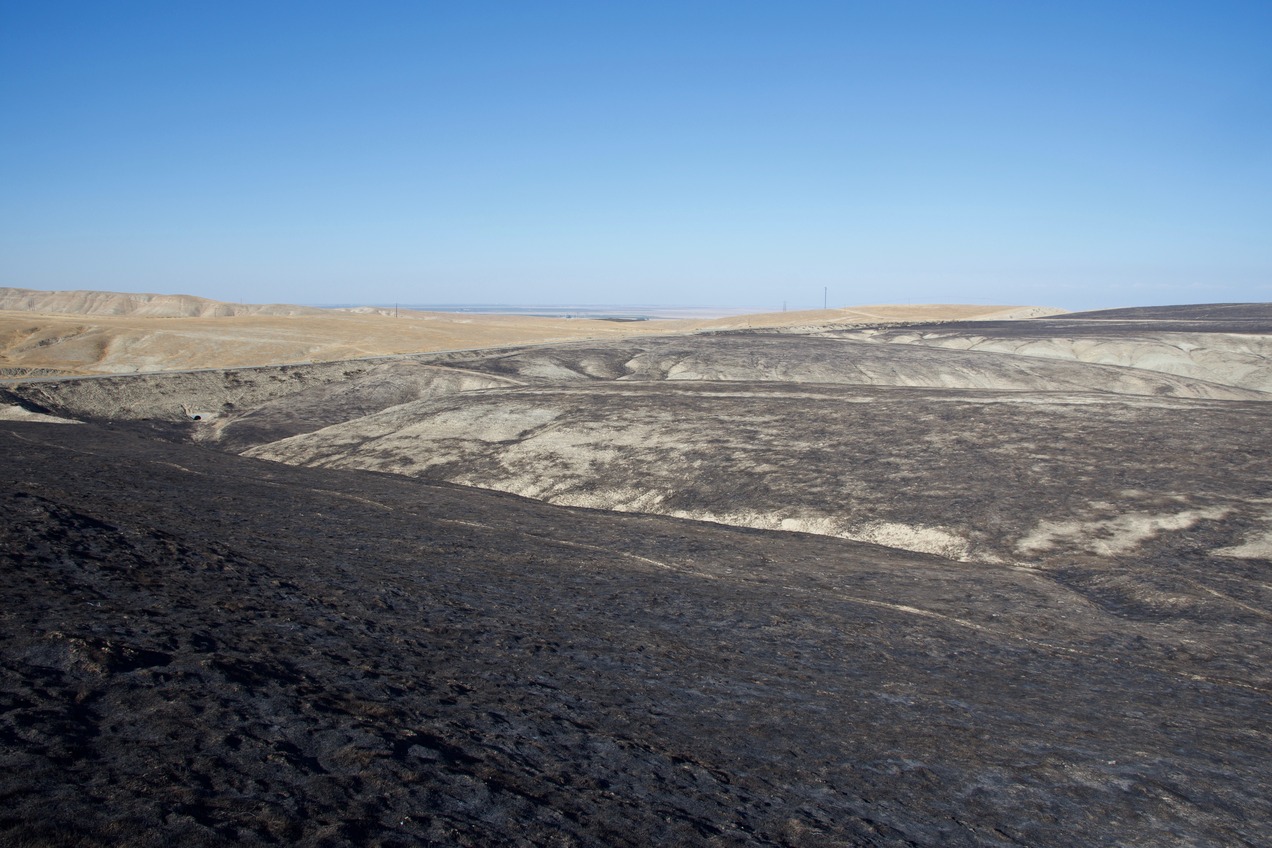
[2,1,1269,310]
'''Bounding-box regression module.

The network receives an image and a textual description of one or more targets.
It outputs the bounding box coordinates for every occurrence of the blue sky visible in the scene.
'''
[2,1,1269,310]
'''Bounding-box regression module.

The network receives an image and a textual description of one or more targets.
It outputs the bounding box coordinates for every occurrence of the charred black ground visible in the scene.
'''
[3,304,1270,846]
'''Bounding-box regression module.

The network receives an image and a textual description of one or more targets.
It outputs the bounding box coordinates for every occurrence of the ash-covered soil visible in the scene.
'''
[1057,302,1272,324]
[241,380,1272,569]
[816,305,1272,393]
[4,302,1271,845]
[420,334,1262,398]
[4,422,1271,847]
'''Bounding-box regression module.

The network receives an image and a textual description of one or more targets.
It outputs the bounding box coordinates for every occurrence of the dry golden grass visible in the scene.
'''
[0,288,1061,377]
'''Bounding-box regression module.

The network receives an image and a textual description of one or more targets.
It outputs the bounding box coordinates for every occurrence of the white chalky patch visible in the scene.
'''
[0,405,79,424]
[1212,514,1272,560]
[1017,507,1229,556]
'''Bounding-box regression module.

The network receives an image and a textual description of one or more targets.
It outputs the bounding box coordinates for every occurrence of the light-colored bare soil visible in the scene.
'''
[436,335,1263,399]
[829,325,1272,393]
[242,380,1272,570]
[1214,515,1272,559]
[0,404,78,424]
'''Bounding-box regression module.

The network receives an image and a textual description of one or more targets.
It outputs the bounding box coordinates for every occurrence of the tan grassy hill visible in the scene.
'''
[0,286,325,317]
[0,287,1058,377]
[0,309,659,377]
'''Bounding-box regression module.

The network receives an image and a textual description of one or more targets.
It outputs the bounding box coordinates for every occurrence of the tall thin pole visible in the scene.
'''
[823,287,827,310]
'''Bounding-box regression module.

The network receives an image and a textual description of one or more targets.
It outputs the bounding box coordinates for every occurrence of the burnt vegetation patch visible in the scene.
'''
[2,418,1270,846]
[3,305,1271,846]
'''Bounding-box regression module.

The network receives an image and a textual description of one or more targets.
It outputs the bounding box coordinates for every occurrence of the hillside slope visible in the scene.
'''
[0,286,1062,377]
[6,301,1271,845]
[4,420,1269,846]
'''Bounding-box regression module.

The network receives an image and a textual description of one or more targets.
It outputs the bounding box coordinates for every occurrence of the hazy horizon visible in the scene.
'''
[0,283,1073,315]
[3,3,1269,311]
[3,285,1044,319]
[8,282,1272,317]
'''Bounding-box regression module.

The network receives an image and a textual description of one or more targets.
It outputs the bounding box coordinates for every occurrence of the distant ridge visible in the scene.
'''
[0,287,325,318]
[0,288,1067,378]
[1058,303,1272,322]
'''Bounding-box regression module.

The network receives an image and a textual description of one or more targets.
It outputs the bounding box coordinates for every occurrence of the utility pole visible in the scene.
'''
[823,287,828,310]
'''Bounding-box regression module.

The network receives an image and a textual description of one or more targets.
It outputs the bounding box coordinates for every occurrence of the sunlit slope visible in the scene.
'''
[823,304,1272,393]
[0,285,1059,377]
[0,309,660,377]
[0,286,327,317]
[244,380,1272,570]
[421,334,1262,398]
[11,300,1269,572]
[10,358,520,439]
[13,330,1259,436]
